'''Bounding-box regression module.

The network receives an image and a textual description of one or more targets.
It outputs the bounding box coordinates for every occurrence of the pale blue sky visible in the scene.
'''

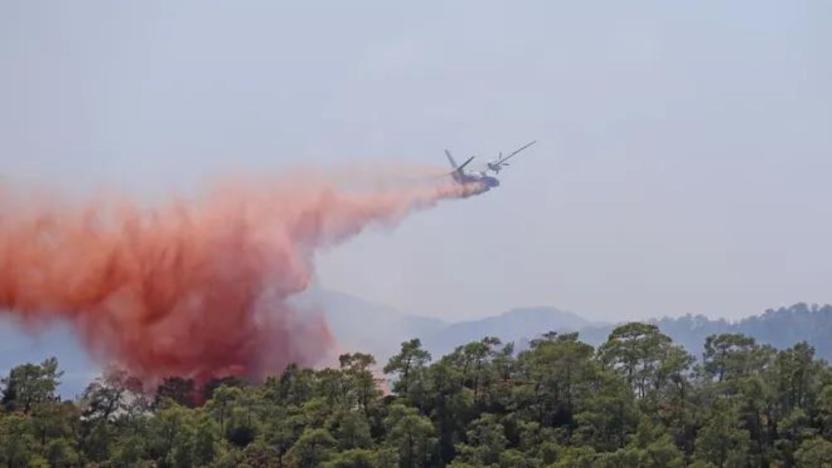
[2,1,830,321]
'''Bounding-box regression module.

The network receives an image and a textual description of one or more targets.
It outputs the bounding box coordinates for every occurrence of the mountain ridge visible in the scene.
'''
[307,293,832,363]
[421,305,593,356]
[3,292,832,398]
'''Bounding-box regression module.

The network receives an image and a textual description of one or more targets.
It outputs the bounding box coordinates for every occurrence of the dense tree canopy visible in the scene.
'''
[2,323,832,467]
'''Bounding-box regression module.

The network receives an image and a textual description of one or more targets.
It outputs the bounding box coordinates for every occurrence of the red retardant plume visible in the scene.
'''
[0,174,482,388]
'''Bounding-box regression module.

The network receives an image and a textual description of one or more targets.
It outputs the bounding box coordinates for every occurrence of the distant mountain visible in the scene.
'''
[577,314,731,355]
[734,303,832,360]
[291,288,447,363]
[311,297,832,364]
[421,306,593,357]
[288,294,832,365]
[4,294,832,399]
[577,303,832,361]
[292,294,599,361]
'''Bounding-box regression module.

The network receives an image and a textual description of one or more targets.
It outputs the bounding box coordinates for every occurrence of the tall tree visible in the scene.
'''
[384,404,437,468]
[516,332,598,428]
[693,399,751,468]
[1,357,63,413]
[598,323,692,401]
[385,339,432,397]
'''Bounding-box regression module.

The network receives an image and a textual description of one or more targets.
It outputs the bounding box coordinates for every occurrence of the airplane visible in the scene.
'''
[445,150,500,191]
[486,140,537,174]
[444,140,537,192]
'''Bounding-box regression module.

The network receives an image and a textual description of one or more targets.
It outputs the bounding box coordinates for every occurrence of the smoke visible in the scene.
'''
[0,171,483,387]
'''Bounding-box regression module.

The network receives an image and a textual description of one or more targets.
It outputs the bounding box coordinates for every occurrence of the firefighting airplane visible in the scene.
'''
[444,140,537,191]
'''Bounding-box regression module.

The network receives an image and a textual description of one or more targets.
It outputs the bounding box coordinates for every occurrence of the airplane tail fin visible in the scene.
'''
[444,150,474,183]
[445,150,458,170]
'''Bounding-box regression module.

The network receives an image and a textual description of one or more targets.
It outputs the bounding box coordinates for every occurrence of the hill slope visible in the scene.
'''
[291,288,447,363]
[422,306,592,356]
[3,296,831,398]
[577,303,832,360]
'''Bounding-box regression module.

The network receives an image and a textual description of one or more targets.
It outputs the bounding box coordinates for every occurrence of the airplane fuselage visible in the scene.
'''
[458,173,499,189]
[478,175,500,188]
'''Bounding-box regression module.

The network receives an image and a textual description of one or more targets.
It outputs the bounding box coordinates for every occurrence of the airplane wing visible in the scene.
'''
[445,150,474,174]
[498,140,537,164]
[445,155,475,183]
[456,156,475,172]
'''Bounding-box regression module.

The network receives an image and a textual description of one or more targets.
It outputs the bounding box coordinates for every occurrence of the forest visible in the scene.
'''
[2,322,832,467]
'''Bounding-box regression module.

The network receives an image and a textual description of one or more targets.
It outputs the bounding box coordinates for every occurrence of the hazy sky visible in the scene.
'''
[2,1,830,322]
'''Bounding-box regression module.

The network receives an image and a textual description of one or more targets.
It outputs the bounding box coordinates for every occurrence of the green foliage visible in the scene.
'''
[323,448,397,468]
[2,328,832,466]
[0,413,37,468]
[794,436,832,467]
[693,398,751,467]
[286,428,337,467]
[626,417,685,468]
[1,357,63,413]
[384,403,437,467]
[454,413,507,465]
[384,338,432,404]
[599,323,693,402]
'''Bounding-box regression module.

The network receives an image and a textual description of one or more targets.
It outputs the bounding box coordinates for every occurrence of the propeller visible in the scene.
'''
[486,140,536,174]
